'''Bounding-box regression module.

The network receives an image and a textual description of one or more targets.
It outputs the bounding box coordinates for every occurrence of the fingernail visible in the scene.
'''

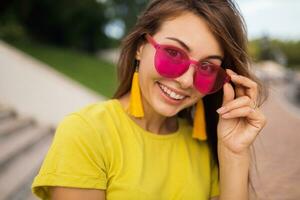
[217,107,226,114]
[226,69,236,74]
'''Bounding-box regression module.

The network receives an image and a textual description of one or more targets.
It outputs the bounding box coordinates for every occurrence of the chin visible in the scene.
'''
[151,97,184,117]
[158,107,179,117]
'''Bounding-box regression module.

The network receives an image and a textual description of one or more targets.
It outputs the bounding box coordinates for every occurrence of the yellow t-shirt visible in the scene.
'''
[32,99,219,199]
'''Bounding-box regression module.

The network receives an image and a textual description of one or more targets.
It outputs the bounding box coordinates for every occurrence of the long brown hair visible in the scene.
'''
[113,0,268,167]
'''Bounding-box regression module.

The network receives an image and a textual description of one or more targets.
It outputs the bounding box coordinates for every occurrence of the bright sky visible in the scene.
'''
[235,0,300,40]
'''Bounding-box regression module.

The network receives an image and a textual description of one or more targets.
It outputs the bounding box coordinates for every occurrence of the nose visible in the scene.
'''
[175,64,195,89]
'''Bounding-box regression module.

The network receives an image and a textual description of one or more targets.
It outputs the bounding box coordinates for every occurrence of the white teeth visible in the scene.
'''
[170,92,176,98]
[158,83,185,100]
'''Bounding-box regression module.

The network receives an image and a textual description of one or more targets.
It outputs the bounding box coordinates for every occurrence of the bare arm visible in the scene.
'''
[218,143,250,200]
[49,187,106,200]
[215,70,266,200]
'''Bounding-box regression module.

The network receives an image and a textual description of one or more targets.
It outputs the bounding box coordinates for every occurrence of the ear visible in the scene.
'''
[135,43,145,60]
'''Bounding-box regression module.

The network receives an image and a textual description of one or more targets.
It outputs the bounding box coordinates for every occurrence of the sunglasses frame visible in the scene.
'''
[145,33,231,94]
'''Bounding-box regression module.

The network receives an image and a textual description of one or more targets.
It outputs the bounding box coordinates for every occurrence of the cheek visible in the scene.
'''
[138,46,159,75]
[190,95,201,105]
[189,90,203,104]
[137,58,157,98]
[138,53,161,84]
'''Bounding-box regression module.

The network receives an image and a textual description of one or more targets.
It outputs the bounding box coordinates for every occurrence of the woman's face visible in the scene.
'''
[136,12,224,117]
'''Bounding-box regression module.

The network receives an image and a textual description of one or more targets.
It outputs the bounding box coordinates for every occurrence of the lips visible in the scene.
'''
[157,82,189,101]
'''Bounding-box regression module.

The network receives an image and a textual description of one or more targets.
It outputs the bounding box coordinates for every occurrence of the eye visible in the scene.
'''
[199,62,215,74]
[165,48,183,58]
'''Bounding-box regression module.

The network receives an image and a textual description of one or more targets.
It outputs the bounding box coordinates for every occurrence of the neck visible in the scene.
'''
[118,93,178,135]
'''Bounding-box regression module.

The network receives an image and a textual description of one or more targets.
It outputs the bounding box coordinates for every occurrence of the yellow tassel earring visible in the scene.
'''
[127,60,144,117]
[192,99,207,141]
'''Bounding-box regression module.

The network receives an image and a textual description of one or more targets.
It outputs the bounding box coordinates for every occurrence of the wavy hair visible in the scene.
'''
[113,1,268,195]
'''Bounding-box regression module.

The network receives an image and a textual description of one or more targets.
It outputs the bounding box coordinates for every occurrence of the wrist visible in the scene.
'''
[218,142,250,164]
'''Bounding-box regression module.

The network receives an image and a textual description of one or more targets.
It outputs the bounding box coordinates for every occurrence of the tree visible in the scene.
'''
[1,0,112,52]
[0,0,149,52]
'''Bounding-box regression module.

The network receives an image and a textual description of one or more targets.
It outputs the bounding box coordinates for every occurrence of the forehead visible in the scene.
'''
[153,12,224,58]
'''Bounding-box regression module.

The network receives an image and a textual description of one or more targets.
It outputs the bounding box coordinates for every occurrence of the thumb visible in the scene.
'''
[222,82,235,106]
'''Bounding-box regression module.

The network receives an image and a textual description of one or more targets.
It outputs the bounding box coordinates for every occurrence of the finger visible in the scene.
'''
[216,96,251,114]
[226,69,258,100]
[221,106,254,119]
[244,109,267,141]
[221,106,267,132]
[244,108,268,129]
[235,85,245,97]
[243,110,267,142]
[222,82,235,107]
[230,75,258,100]
[226,69,245,97]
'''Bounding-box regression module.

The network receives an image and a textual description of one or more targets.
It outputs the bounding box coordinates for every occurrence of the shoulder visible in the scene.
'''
[69,99,121,130]
[54,99,120,141]
[75,99,118,121]
[48,100,123,160]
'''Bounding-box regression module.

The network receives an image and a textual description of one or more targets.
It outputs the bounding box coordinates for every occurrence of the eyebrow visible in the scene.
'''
[166,37,191,52]
[165,37,224,62]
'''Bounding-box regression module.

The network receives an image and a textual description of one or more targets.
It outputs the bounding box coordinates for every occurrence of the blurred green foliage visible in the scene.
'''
[0,0,148,53]
[0,0,111,52]
[249,37,300,69]
[271,40,300,68]
[1,0,299,68]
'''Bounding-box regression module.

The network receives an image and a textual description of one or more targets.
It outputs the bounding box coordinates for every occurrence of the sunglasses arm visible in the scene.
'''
[145,34,160,49]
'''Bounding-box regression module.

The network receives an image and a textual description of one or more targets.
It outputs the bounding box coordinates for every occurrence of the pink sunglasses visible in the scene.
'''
[145,34,231,95]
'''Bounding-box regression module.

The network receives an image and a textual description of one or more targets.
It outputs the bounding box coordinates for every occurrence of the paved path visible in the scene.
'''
[250,83,300,200]
[0,40,106,127]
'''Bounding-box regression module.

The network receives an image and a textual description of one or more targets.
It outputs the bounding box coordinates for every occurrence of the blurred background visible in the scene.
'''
[0,0,299,199]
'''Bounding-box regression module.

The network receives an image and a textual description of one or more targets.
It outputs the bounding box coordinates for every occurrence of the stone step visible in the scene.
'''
[0,133,53,200]
[5,163,42,200]
[0,117,35,138]
[0,125,52,170]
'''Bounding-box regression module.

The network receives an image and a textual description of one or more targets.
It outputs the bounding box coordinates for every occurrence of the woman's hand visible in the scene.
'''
[216,69,267,155]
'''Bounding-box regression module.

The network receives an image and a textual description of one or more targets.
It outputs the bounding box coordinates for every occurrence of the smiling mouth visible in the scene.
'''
[157,82,188,101]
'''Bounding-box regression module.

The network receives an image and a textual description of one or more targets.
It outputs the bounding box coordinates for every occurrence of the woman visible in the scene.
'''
[32,0,268,199]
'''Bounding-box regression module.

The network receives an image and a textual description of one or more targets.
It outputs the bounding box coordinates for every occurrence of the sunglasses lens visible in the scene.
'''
[194,64,228,94]
[154,47,189,78]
